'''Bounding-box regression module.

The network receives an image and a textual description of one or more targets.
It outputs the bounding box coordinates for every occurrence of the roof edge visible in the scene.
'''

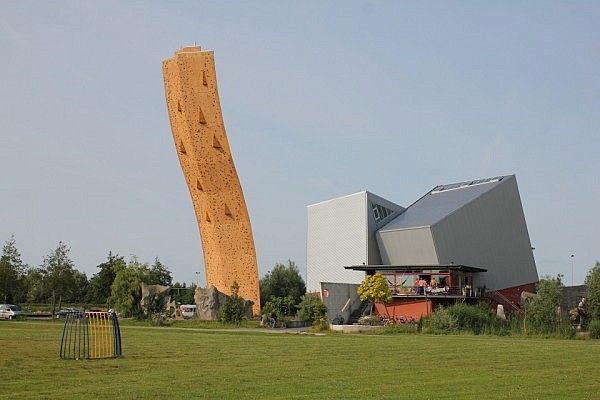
[307,190,368,208]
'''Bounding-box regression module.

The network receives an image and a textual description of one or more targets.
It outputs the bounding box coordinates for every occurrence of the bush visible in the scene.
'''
[259,260,306,307]
[218,282,247,325]
[589,320,600,339]
[311,316,330,332]
[297,294,327,323]
[150,313,172,327]
[421,307,458,334]
[357,315,382,326]
[262,295,295,320]
[379,324,418,335]
[524,276,563,334]
[447,303,502,334]
[585,262,600,321]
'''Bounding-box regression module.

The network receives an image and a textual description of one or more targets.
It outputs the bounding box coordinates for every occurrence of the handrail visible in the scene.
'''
[340,298,352,313]
[390,286,484,297]
[487,290,520,312]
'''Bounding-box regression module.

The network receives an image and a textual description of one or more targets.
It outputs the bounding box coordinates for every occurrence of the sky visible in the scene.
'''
[0,1,598,286]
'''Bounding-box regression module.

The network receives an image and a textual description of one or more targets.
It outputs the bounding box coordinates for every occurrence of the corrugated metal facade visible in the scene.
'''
[306,192,368,291]
[366,192,406,265]
[432,176,538,290]
[377,227,439,265]
[306,191,404,291]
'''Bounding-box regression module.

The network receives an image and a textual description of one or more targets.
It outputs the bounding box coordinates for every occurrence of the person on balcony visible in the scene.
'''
[418,278,427,295]
[413,277,420,295]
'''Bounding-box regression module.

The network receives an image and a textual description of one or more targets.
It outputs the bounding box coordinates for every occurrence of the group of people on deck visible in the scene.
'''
[413,276,448,295]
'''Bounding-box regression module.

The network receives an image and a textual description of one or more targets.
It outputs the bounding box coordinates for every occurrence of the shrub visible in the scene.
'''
[357,315,382,326]
[589,320,600,339]
[297,294,327,324]
[379,324,418,335]
[585,263,600,321]
[262,295,295,320]
[150,313,172,327]
[524,276,563,334]
[219,282,247,325]
[357,274,392,310]
[311,316,330,332]
[421,307,458,334]
[259,260,306,307]
[144,292,169,319]
[447,303,502,334]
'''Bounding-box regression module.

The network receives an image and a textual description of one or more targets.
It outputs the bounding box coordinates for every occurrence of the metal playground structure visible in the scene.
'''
[59,311,122,360]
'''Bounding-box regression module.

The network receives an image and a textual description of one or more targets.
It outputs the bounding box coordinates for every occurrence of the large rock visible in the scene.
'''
[194,285,254,320]
[140,284,176,314]
[194,286,229,320]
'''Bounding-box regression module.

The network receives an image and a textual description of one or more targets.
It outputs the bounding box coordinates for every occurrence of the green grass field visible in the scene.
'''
[1,321,599,399]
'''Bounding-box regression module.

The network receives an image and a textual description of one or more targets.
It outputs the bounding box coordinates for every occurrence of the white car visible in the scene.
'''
[179,305,196,319]
[0,304,23,320]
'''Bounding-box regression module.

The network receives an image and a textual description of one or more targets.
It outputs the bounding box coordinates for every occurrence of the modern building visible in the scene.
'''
[306,191,404,292]
[307,175,539,321]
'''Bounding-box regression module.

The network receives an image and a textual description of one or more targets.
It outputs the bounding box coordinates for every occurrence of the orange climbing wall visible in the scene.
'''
[162,46,260,315]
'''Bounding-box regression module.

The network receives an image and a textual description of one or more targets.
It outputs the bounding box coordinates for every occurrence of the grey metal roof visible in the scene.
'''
[344,264,487,272]
[379,175,513,232]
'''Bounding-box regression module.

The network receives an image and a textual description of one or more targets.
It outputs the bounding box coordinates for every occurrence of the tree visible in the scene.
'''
[0,235,27,303]
[524,275,563,333]
[148,257,172,286]
[259,260,306,308]
[585,262,600,321]
[298,294,327,324]
[262,295,295,320]
[72,270,89,303]
[109,256,175,318]
[40,241,81,303]
[110,257,149,317]
[357,274,392,316]
[88,252,126,304]
[171,282,196,305]
[23,268,45,303]
[219,282,247,325]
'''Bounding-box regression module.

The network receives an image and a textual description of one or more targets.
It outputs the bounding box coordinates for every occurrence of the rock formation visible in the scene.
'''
[194,285,253,320]
[140,283,176,314]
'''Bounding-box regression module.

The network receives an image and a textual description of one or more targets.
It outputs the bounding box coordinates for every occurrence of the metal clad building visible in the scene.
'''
[431,176,538,290]
[306,191,404,291]
[307,175,538,294]
[377,175,537,290]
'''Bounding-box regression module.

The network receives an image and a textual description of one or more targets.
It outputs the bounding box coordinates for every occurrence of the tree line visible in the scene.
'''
[0,235,195,308]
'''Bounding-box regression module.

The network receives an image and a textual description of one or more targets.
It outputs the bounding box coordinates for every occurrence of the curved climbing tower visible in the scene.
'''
[163,45,260,314]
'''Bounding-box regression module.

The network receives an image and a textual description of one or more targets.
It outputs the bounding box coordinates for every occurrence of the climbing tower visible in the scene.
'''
[162,45,260,314]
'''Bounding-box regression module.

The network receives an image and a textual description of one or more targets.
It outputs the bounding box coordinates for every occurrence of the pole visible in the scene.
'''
[570,254,575,286]
[195,271,200,288]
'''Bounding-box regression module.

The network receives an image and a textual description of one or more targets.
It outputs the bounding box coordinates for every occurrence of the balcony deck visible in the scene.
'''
[391,286,484,299]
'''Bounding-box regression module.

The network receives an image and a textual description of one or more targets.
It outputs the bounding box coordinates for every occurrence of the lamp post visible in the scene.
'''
[570,254,575,286]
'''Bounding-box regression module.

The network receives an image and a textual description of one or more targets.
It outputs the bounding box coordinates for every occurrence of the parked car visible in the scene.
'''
[179,305,196,319]
[55,308,83,318]
[0,304,23,320]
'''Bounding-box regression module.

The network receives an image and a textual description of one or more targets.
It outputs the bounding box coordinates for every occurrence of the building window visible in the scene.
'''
[372,203,395,223]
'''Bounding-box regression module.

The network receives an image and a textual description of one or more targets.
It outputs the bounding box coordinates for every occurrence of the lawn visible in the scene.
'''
[1,320,599,399]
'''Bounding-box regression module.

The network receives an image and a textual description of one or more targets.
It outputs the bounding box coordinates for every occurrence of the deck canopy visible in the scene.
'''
[344,264,487,273]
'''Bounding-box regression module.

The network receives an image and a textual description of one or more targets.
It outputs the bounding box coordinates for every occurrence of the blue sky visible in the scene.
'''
[1,1,598,286]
